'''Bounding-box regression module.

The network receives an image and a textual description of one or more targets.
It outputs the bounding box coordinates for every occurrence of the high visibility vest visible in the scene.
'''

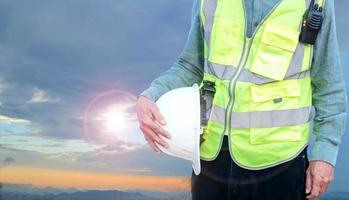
[199,0,325,170]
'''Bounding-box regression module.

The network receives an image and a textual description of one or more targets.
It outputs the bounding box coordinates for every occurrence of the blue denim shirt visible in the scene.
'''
[141,0,347,166]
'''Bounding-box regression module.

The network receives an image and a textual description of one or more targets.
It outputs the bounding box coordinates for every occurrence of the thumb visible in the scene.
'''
[151,105,166,125]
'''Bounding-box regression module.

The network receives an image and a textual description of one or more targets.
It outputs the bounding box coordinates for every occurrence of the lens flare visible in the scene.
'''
[83,90,137,144]
[102,109,127,132]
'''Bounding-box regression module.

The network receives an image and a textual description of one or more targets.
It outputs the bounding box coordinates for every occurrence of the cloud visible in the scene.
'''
[99,142,143,154]
[2,157,15,166]
[26,88,59,103]
[0,133,98,155]
[0,139,192,177]
[0,114,30,124]
[0,113,190,177]
[0,0,192,142]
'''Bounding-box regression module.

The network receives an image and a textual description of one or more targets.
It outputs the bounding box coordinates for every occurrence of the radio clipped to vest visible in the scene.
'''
[299,0,324,45]
[200,80,216,127]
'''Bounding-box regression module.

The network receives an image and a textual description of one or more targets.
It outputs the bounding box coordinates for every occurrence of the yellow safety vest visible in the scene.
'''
[199,0,325,170]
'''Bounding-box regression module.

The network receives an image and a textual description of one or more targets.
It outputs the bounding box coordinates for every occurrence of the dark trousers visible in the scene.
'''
[191,136,309,200]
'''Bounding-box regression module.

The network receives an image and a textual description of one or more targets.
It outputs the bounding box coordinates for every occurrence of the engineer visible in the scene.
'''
[136,0,347,199]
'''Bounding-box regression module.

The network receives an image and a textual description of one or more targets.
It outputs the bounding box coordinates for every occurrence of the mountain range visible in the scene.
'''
[0,183,191,200]
[1,183,348,200]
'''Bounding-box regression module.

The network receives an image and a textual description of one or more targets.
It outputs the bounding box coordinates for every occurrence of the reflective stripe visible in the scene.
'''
[202,0,219,76]
[209,105,226,127]
[283,0,312,77]
[205,44,308,82]
[286,43,305,77]
[204,59,310,84]
[276,0,316,77]
[204,59,238,80]
[202,0,217,46]
[231,107,312,128]
[210,106,311,128]
[238,69,274,84]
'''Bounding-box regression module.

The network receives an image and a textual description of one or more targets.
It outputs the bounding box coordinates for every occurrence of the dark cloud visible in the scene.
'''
[0,142,191,176]
[0,0,192,140]
[100,142,142,153]
[2,157,15,166]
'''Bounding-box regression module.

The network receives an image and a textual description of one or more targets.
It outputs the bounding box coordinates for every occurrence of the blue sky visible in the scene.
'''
[0,0,348,192]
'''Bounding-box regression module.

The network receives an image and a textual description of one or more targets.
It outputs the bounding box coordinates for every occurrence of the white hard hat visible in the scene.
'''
[156,84,202,175]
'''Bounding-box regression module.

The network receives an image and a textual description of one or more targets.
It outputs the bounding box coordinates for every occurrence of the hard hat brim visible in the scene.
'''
[192,84,201,175]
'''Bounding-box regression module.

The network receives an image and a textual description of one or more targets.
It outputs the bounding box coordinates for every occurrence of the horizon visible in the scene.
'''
[0,0,348,196]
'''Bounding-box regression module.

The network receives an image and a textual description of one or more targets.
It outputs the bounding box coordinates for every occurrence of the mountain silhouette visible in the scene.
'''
[3,190,157,200]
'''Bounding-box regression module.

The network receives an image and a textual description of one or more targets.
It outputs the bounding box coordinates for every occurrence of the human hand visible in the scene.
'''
[306,160,334,199]
[136,95,171,154]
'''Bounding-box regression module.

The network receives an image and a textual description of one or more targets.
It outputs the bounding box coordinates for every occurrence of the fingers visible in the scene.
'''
[136,96,171,153]
[151,105,167,125]
[143,115,171,139]
[136,97,171,139]
[307,174,333,199]
[141,122,169,147]
[320,175,333,195]
[306,161,335,199]
[307,174,321,199]
[145,135,161,154]
[150,119,171,139]
[320,177,328,194]
[148,128,169,148]
[306,170,312,195]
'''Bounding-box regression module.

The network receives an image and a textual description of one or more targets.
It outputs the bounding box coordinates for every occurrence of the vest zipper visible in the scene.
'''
[223,38,249,136]
[225,0,283,136]
[222,0,250,136]
[226,0,292,170]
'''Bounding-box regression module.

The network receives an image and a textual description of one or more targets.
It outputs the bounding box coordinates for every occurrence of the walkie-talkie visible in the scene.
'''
[299,0,324,45]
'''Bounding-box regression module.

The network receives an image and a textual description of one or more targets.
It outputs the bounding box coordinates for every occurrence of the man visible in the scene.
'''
[136,0,347,199]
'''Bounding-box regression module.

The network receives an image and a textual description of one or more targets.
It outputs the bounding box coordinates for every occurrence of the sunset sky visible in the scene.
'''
[0,0,348,192]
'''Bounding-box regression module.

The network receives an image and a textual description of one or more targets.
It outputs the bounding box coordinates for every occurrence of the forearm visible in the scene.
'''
[140,58,203,102]
[309,0,347,166]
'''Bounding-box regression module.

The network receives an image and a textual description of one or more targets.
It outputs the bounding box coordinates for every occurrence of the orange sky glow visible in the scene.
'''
[0,165,190,192]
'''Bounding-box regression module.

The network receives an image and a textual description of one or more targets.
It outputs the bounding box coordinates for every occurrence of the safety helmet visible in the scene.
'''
[156,84,202,175]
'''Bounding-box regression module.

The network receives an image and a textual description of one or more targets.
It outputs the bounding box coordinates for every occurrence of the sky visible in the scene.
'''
[0,0,348,193]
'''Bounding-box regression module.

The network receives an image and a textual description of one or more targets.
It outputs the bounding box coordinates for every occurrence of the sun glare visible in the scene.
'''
[102,110,127,132]
[84,90,137,143]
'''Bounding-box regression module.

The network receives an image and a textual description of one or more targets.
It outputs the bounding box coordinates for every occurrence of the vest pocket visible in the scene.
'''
[250,23,300,80]
[250,79,301,111]
[250,80,301,102]
[249,80,303,144]
[209,19,241,66]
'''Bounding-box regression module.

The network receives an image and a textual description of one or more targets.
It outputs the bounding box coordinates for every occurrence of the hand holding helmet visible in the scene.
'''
[136,96,171,153]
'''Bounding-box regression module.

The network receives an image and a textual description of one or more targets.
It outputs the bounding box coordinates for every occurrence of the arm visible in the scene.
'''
[309,0,347,168]
[137,0,204,153]
[306,1,347,198]
[140,0,204,102]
